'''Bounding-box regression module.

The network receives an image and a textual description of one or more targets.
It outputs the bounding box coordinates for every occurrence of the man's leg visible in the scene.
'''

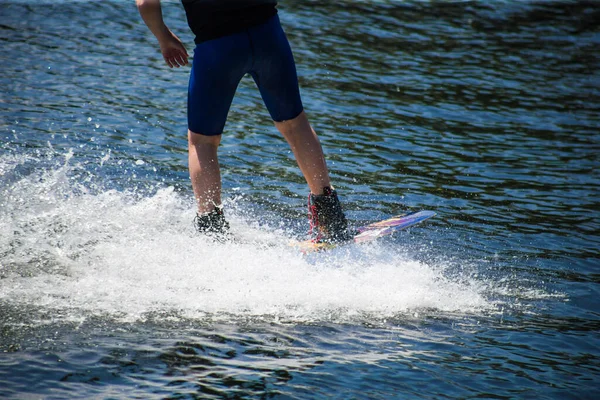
[248,16,332,195]
[249,16,350,242]
[188,130,222,214]
[274,111,331,195]
[187,31,249,216]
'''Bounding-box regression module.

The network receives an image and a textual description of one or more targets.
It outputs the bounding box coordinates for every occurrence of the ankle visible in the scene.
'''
[311,186,335,196]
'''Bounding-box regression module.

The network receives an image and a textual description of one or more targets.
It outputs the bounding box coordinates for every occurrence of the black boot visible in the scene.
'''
[193,207,230,241]
[308,187,351,243]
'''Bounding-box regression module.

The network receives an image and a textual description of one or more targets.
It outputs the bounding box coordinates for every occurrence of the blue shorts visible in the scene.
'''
[187,15,304,136]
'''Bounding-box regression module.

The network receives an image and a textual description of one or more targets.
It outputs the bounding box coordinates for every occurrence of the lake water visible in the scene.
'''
[1,0,599,398]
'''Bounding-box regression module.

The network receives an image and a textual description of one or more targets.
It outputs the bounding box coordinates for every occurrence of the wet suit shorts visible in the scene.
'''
[188,15,304,136]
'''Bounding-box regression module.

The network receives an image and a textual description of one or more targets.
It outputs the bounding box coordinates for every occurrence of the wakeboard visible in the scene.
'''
[294,210,436,253]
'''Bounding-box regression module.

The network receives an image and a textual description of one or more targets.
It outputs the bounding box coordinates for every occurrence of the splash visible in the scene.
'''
[0,149,493,325]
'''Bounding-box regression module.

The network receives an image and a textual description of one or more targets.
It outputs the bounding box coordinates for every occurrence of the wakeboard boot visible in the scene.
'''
[308,187,352,243]
[193,206,231,241]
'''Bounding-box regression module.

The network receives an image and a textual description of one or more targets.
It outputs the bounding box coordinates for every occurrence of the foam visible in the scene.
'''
[0,149,495,325]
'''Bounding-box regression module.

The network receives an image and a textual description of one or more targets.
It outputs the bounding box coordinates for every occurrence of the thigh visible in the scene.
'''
[249,15,304,122]
[188,33,251,135]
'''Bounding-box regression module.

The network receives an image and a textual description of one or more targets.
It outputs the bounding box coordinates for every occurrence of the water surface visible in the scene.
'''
[1,0,599,398]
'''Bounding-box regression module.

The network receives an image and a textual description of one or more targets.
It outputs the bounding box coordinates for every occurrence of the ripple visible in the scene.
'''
[1,1,599,398]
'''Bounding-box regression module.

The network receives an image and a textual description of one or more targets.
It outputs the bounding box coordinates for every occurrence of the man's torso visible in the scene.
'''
[181,0,278,43]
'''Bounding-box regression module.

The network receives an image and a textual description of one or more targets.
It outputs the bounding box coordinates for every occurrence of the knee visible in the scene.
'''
[275,111,311,137]
[188,130,221,147]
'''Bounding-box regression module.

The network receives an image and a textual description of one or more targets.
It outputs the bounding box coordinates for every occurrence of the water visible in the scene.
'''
[1,0,599,398]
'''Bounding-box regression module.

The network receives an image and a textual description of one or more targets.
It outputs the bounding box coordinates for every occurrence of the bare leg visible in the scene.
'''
[188,130,222,214]
[275,111,331,195]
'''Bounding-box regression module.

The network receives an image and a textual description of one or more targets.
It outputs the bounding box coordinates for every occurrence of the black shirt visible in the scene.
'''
[181,0,278,44]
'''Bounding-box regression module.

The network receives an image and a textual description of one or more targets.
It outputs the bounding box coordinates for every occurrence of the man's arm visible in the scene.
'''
[136,0,188,68]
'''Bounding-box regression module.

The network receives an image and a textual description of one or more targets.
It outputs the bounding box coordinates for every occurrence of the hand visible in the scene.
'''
[158,31,189,68]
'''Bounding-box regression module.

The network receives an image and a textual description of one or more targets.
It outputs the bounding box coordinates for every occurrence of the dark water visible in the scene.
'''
[1,0,599,398]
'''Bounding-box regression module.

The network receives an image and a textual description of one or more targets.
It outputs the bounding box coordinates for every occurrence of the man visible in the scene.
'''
[136,0,350,243]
